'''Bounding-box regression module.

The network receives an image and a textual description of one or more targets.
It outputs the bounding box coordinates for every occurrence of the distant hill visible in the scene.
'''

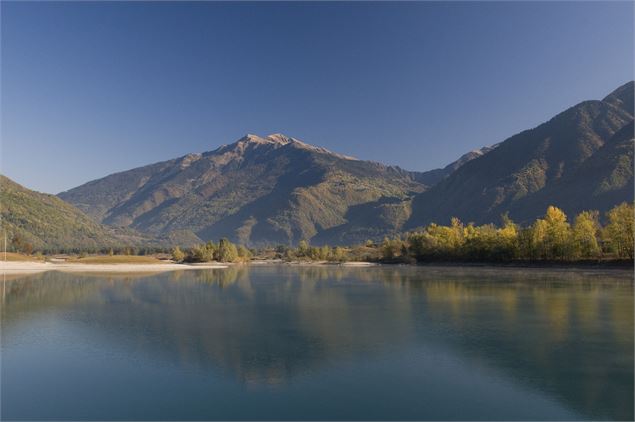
[413,144,500,187]
[407,81,634,227]
[506,120,634,219]
[0,175,127,251]
[59,134,428,245]
[57,82,633,245]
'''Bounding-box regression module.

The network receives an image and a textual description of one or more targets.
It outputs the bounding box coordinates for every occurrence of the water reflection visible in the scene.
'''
[1,266,633,420]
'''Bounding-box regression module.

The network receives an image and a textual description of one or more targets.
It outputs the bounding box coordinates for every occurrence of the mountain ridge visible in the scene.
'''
[0,175,137,251]
[407,81,634,228]
[55,81,635,246]
[59,133,431,245]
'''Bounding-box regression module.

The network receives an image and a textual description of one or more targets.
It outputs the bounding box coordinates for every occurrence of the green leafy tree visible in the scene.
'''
[237,245,252,262]
[320,245,331,261]
[497,214,519,259]
[217,238,238,262]
[529,218,549,259]
[381,237,396,260]
[172,246,185,262]
[332,247,347,262]
[297,240,310,257]
[543,206,573,260]
[604,202,634,259]
[189,242,215,262]
[572,211,601,259]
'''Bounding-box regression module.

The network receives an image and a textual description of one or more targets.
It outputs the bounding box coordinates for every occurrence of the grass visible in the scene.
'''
[1,252,46,262]
[71,255,167,264]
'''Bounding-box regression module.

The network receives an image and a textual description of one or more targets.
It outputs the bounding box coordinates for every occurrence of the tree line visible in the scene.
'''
[5,203,633,264]
[172,238,252,263]
[381,202,634,263]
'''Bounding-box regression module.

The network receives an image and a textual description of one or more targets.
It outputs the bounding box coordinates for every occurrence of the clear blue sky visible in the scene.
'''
[1,1,633,194]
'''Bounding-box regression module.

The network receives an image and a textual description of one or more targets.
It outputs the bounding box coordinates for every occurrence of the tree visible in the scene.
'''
[10,233,33,255]
[572,211,601,259]
[172,246,185,262]
[604,202,634,259]
[381,237,397,260]
[497,214,519,260]
[237,245,252,262]
[529,218,549,259]
[543,206,573,260]
[319,245,331,261]
[449,217,465,251]
[330,246,347,262]
[189,242,215,262]
[297,240,310,257]
[217,238,238,262]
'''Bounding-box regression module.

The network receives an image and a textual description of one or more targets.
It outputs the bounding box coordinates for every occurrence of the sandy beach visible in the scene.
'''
[0,259,380,275]
[0,260,229,275]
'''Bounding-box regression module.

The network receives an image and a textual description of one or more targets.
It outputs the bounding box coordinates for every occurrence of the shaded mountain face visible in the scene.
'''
[0,175,128,251]
[413,144,500,186]
[407,81,634,227]
[58,81,633,245]
[60,134,433,245]
[506,120,634,220]
[604,81,634,115]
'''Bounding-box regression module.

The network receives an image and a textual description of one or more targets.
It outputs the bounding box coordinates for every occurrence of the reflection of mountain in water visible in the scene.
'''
[2,266,633,419]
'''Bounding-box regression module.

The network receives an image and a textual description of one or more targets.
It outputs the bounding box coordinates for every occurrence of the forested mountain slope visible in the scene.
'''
[0,175,124,251]
[60,134,429,245]
[407,81,634,227]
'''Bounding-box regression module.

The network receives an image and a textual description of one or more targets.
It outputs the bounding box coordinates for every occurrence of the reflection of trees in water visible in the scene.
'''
[3,268,417,384]
[170,267,254,289]
[413,276,633,421]
[2,266,633,419]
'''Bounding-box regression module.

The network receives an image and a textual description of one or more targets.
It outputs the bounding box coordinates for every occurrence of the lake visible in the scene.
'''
[1,265,633,420]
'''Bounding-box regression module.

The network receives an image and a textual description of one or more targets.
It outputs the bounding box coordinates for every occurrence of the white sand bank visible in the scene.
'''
[340,261,378,267]
[0,261,228,275]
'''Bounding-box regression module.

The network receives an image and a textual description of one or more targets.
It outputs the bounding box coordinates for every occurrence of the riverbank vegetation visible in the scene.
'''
[383,203,633,263]
[274,203,634,264]
[69,255,167,265]
[174,238,252,263]
[3,203,633,265]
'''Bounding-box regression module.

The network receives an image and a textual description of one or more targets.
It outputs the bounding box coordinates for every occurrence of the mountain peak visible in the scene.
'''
[266,133,295,144]
[603,81,634,115]
[237,133,295,146]
[239,134,269,144]
[219,133,358,161]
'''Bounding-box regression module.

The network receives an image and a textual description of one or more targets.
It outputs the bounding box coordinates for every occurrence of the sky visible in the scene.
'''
[1,1,633,194]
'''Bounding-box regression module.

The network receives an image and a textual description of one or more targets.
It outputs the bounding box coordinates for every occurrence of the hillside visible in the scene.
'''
[60,134,430,245]
[0,175,127,251]
[407,81,634,227]
[506,120,634,219]
[57,82,633,245]
[413,144,499,187]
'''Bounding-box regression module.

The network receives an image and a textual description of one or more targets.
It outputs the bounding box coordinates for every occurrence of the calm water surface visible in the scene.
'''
[1,266,633,420]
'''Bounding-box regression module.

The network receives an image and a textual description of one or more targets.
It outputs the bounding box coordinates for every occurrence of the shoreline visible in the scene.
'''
[1,258,631,275]
[0,261,229,275]
[412,260,634,270]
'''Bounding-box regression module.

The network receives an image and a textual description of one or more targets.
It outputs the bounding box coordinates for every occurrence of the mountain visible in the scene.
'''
[413,144,500,186]
[603,81,634,115]
[58,82,633,245]
[60,134,430,245]
[506,120,634,219]
[407,81,634,227]
[0,175,130,251]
